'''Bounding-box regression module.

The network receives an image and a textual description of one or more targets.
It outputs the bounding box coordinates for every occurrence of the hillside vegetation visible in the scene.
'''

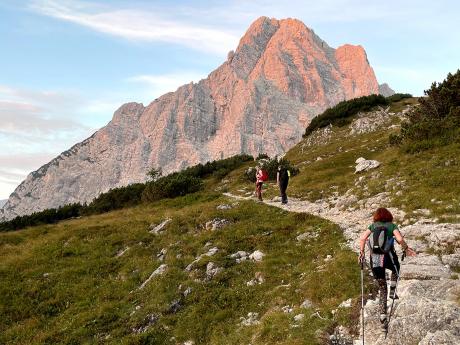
[0,193,360,345]
[1,71,458,344]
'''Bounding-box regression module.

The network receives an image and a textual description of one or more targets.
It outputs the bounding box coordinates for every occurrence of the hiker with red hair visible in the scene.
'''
[358,207,416,332]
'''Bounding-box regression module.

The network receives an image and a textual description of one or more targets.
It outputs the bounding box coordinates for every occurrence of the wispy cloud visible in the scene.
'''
[126,72,207,102]
[0,85,90,135]
[0,84,99,199]
[29,0,240,55]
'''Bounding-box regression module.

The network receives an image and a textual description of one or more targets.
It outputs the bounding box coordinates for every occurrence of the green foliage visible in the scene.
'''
[390,70,460,152]
[386,93,412,103]
[304,94,388,136]
[147,168,162,181]
[142,154,253,202]
[0,203,83,232]
[142,173,203,202]
[256,153,269,160]
[181,154,254,179]
[84,183,146,215]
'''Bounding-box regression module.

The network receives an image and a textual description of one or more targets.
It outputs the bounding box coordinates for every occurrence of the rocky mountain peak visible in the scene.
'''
[1,17,384,221]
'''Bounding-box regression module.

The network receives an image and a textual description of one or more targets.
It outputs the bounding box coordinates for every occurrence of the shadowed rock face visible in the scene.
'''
[1,17,381,220]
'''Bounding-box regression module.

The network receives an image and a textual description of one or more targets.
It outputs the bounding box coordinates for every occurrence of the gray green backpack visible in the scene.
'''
[371,225,393,254]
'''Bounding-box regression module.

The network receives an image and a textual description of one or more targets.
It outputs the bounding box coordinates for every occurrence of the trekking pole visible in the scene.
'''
[360,255,365,345]
[385,252,405,339]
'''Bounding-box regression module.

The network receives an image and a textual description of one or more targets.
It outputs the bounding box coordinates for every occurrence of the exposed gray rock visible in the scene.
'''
[116,247,130,258]
[230,250,249,263]
[138,264,167,290]
[156,248,167,262]
[246,272,264,286]
[442,254,460,267]
[296,232,319,242]
[355,157,380,173]
[349,107,394,135]
[185,247,219,272]
[206,262,223,280]
[149,218,172,234]
[249,250,265,262]
[294,313,305,322]
[378,83,395,97]
[300,299,313,309]
[281,305,293,313]
[131,314,159,334]
[338,298,352,308]
[205,218,230,231]
[240,312,260,326]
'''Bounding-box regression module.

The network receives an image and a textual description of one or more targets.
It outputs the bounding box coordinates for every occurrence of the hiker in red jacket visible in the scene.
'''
[255,167,266,201]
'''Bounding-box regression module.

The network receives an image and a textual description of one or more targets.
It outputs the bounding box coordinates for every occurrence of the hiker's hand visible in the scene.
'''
[358,251,365,263]
[405,247,416,257]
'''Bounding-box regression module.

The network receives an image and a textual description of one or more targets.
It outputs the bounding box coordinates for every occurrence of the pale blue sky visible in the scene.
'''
[0,0,459,199]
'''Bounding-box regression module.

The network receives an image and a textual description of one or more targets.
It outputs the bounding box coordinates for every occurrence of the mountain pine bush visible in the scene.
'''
[390,70,460,152]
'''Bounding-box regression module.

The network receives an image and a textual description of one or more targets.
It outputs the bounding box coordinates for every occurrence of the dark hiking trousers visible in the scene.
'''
[280,181,288,203]
[371,250,400,315]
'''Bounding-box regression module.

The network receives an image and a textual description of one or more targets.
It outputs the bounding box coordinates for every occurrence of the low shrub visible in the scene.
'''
[142,173,203,202]
[390,70,460,152]
[83,183,146,215]
[0,203,83,232]
[386,93,412,103]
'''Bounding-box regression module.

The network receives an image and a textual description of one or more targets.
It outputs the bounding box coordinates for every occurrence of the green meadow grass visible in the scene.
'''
[0,192,362,345]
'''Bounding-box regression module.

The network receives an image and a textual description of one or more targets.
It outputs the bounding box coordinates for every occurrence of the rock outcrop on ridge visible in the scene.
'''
[379,83,395,97]
[1,16,382,220]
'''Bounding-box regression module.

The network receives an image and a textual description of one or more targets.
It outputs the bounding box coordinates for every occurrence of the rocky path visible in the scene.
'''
[223,192,460,345]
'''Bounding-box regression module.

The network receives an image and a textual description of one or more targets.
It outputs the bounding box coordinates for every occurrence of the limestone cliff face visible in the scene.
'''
[1,17,381,220]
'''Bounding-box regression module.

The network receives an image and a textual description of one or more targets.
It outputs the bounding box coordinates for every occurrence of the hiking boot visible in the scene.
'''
[389,288,399,300]
[379,314,388,330]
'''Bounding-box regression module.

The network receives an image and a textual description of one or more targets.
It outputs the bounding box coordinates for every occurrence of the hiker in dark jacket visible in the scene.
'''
[276,165,290,204]
[358,207,416,330]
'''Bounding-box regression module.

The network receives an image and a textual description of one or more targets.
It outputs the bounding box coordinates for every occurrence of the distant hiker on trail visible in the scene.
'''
[255,167,267,201]
[358,207,416,332]
[277,165,290,204]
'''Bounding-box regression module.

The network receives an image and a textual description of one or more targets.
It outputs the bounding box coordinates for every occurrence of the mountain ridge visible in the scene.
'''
[2,16,385,221]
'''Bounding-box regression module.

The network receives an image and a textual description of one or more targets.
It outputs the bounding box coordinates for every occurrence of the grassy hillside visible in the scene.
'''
[1,74,458,344]
[0,192,361,345]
